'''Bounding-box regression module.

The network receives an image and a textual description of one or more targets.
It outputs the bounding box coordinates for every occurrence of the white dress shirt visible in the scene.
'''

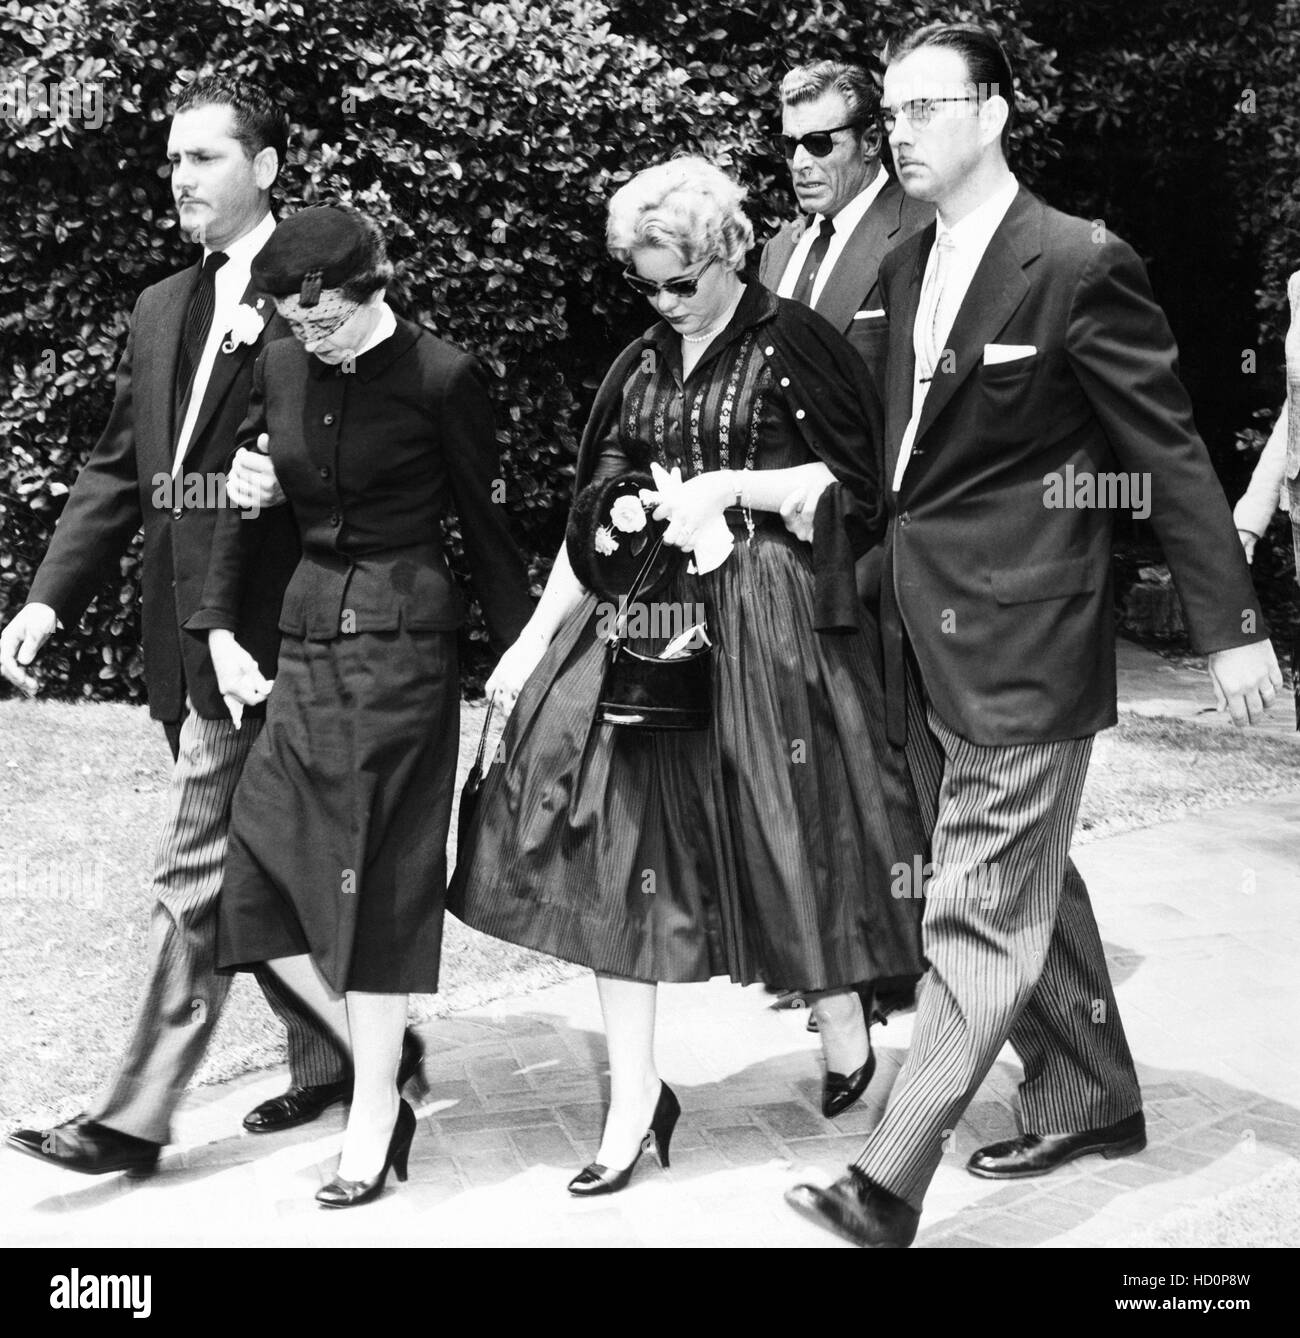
[777,168,892,307]
[172,210,276,474]
[892,175,1021,492]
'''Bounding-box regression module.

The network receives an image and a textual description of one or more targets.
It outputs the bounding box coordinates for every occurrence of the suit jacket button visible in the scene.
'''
[794,409,806,420]
[780,377,790,387]
[764,345,775,355]
[899,511,911,527]
[323,413,335,425]
[319,466,332,479]
[171,507,182,520]
[330,511,342,527]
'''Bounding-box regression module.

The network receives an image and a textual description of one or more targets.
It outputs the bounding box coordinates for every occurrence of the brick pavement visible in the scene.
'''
[4,787,1298,1247]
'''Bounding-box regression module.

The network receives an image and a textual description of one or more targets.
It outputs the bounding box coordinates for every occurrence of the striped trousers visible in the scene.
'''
[854,679,1142,1209]
[91,708,344,1144]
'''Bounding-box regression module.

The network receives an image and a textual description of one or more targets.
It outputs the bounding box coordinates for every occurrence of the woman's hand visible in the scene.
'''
[208,629,274,720]
[1237,528,1259,564]
[485,629,550,716]
[779,476,833,544]
[651,473,731,550]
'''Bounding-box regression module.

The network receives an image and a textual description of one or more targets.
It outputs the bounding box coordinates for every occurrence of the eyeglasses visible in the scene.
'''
[281,305,358,344]
[778,121,864,159]
[623,254,718,299]
[879,97,980,132]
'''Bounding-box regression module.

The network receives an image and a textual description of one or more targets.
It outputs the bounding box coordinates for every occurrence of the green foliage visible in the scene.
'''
[1026,0,1290,491]
[13,0,1278,704]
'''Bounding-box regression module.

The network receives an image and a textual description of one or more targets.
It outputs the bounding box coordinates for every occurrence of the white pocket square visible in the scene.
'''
[983,343,1037,365]
[854,309,887,320]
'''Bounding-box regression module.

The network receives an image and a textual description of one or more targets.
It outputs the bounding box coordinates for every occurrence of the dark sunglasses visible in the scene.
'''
[779,120,865,159]
[623,254,718,299]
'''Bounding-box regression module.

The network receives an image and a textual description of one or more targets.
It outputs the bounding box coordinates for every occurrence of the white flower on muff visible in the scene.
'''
[221,302,266,354]
[595,525,619,557]
[609,495,648,533]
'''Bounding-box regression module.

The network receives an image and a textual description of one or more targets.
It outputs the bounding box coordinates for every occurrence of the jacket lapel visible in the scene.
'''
[175,283,274,468]
[912,188,1040,446]
[760,220,801,289]
[143,264,196,467]
[813,179,904,331]
[883,225,930,483]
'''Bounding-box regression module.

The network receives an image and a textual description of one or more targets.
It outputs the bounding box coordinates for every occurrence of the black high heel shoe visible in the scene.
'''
[820,987,877,1119]
[316,1099,416,1209]
[568,1082,680,1197]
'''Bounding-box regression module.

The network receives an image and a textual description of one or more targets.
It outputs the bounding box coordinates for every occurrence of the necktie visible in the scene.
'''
[176,250,228,418]
[790,215,834,308]
[916,231,955,382]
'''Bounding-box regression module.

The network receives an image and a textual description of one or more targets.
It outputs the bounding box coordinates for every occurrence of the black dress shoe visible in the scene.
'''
[242,1079,351,1134]
[7,1115,161,1176]
[785,1166,919,1248]
[967,1110,1146,1179]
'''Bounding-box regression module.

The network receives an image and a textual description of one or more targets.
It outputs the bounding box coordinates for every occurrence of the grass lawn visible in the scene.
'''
[1,697,1297,1130]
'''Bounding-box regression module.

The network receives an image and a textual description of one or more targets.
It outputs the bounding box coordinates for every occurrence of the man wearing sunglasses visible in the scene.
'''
[759,60,932,380]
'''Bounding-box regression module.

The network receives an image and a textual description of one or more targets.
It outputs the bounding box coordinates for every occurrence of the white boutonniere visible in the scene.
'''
[221,300,266,354]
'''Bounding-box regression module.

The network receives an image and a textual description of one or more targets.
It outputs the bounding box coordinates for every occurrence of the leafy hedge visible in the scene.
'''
[5,0,1261,705]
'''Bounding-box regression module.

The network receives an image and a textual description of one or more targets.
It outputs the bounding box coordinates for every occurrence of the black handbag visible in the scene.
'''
[598,534,712,731]
[456,699,496,855]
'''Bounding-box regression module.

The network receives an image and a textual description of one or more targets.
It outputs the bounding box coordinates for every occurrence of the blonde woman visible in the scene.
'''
[450,158,925,1195]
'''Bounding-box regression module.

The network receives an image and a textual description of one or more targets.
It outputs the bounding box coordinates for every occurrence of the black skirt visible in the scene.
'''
[449,524,926,990]
[218,628,459,993]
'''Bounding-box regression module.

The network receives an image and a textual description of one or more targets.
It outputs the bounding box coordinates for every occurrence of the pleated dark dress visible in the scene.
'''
[449,286,926,990]
[188,316,532,993]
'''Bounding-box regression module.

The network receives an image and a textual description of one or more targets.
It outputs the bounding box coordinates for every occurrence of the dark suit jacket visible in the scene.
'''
[872,187,1265,747]
[27,262,298,722]
[188,317,533,654]
[758,176,933,376]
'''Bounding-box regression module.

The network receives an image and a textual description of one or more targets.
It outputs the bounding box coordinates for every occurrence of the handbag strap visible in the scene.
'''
[471,698,496,773]
[609,533,666,650]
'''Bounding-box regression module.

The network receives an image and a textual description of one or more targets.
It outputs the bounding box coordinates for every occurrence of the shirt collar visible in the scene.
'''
[813,168,890,238]
[308,311,419,381]
[936,176,1020,257]
[207,210,276,277]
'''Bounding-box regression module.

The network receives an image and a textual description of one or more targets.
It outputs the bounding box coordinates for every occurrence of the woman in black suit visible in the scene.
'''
[189,206,533,1208]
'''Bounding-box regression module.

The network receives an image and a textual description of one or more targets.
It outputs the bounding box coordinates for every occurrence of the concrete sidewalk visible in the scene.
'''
[4,643,1297,1247]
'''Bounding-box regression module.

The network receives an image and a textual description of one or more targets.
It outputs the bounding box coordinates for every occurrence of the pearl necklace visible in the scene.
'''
[680,287,745,343]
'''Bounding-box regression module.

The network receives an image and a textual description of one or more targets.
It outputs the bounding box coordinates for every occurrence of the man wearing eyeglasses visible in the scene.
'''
[759,60,932,380]
[784,21,1281,1248]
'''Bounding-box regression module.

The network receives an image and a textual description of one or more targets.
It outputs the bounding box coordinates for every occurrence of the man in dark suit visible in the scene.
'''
[785,22,1281,1247]
[758,60,933,377]
[0,76,366,1177]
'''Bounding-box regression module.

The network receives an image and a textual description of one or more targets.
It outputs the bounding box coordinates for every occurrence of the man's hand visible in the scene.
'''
[0,603,58,695]
[779,477,832,544]
[207,629,274,725]
[1207,639,1283,726]
[226,435,285,509]
[1237,528,1260,564]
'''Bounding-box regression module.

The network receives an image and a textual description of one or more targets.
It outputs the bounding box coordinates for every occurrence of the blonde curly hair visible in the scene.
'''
[606,156,754,272]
